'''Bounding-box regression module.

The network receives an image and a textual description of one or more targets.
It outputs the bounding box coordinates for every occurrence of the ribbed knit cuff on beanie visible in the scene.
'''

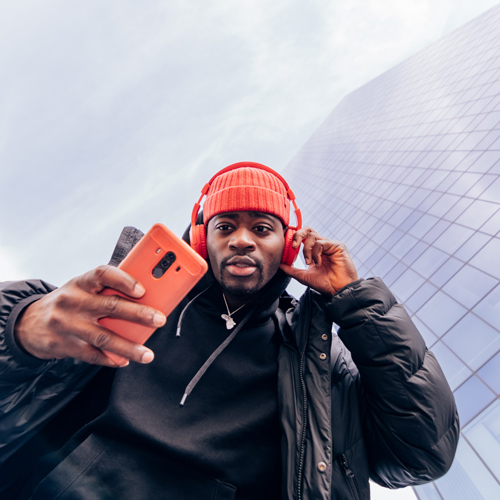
[202,167,290,226]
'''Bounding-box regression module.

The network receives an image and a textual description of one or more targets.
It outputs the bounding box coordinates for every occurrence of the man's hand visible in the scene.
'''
[280,227,359,295]
[14,266,166,367]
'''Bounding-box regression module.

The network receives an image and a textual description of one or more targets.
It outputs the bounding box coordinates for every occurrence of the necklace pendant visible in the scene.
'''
[221,313,236,330]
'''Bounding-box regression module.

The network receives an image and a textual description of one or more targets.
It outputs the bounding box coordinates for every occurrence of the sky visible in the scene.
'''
[2,1,500,498]
[2,0,500,290]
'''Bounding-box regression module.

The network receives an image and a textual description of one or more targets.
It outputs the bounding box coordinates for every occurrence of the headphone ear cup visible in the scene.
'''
[281,229,299,266]
[190,224,208,259]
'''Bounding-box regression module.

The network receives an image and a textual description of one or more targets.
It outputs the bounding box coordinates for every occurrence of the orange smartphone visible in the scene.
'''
[99,223,208,364]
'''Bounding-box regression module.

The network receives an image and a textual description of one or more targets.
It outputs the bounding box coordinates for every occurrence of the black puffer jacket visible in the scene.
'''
[0,227,459,499]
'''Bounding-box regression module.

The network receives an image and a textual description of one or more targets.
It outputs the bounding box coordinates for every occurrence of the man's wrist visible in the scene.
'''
[5,295,49,367]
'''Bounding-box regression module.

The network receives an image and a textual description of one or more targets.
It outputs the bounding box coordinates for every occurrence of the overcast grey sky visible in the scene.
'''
[1,0,499,296]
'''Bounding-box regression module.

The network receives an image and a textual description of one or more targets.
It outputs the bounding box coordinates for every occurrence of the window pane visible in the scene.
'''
[433,224,474,254]
[382,262,408,286]
[411,315,438,347]
[442,313,500,370]
[454,376,496,425]
[480,208,500,235]
[416,291,467,337]
[391,269,425,302]
[469,237,500,280]
[463,400,500,482]
[473,284,500,331]
[442,265,498,308]
[406,282,438,313]
[478,351,500,393]
[408,213,440,239]
[431,341,472,390]
[433,433,500,500]
[422,219,451,244]
[413,482,442,500]
[455,199,498,229]
[448,173,483,195]
[390,233,419,260]
[412,247,449,279]
[429,257,464,287]
[371,253,398,277]
[481,177,500,203]
[453,232,492,262]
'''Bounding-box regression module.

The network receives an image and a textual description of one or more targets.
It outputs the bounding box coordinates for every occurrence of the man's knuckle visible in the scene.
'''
[137,304,153,322]
[105,295,121,315]
[91,331,111,349]
[93,265,110,282]
[83,350,104,365]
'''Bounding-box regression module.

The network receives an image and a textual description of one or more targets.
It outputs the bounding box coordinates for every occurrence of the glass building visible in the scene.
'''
[283,5,500,500]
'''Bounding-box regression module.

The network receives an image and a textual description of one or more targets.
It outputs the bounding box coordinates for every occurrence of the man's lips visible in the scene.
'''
[224,256,258,277]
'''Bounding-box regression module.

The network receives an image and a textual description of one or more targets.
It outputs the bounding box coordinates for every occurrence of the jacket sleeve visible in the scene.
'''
[326,277,460,488]
[0,280,100,464]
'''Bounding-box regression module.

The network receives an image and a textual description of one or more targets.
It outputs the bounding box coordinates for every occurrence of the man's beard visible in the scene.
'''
[218,258,265,297]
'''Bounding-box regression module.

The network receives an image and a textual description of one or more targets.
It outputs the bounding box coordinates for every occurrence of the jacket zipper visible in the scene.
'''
[296,332,309,500]
[339,454,361,500]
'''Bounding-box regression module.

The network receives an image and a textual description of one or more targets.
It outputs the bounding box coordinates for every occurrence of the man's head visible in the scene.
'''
[190,162,299,305]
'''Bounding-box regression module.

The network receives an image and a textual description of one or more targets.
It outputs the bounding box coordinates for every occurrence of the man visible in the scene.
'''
[0,162,459,499]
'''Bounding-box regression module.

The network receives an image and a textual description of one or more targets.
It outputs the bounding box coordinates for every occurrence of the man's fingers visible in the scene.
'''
[79,265,146,299]
[58,323,156,366]
[280,264,308,285]
[84,325,155,365]
[96,293,166,328]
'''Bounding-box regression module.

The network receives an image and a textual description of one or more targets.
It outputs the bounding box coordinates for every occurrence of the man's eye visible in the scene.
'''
[217,224,232,231]
[254,225,271,233]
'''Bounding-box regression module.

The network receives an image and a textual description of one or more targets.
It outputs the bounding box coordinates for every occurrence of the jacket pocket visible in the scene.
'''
[31,434,236,500]
[339,454,362,500]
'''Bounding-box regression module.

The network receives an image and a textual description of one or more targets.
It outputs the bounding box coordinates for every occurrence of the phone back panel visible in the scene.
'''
[99,223,208,364]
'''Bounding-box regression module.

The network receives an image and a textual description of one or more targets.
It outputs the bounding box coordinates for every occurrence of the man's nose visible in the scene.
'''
[229,228,256,250]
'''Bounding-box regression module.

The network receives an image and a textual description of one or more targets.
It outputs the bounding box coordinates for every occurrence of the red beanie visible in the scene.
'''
[202,166,290,226]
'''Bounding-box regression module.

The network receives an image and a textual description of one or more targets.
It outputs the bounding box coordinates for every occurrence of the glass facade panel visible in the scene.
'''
[453,232,491,261]
[478,352,500,393]
[454,376,495,425]
[412,247,449,279]
[416,291,467,337]
[428,257,464,287]
[473,284,500,331]
[442,265,498,308]
[414,482,443,500]
[433,224,474,254]
[463,400,500,482]
[455,199,498,229]
[442,314,500,370]
[431,341,472,390]
[406,281,438,312]
[469,237,500,279]
[391,269,426,302]
[432,436,500,499]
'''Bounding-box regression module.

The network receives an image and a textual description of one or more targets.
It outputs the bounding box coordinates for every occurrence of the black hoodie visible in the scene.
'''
[7,227,291,500]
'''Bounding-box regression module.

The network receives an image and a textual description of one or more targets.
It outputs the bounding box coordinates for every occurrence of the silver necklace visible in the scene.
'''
[222,294,245,330]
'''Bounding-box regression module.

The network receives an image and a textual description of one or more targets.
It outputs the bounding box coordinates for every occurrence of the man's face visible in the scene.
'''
[206,211,286,303]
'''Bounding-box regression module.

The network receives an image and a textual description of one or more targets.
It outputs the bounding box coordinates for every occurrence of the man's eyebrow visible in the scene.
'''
[214,212,280,223]
[248,212,280,223]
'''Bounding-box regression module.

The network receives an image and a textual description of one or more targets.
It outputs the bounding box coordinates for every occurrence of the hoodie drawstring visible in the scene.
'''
[179,306,255,406]
[176,285,213,337]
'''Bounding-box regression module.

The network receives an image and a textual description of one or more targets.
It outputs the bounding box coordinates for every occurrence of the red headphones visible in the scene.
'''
[190,162,302,266]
